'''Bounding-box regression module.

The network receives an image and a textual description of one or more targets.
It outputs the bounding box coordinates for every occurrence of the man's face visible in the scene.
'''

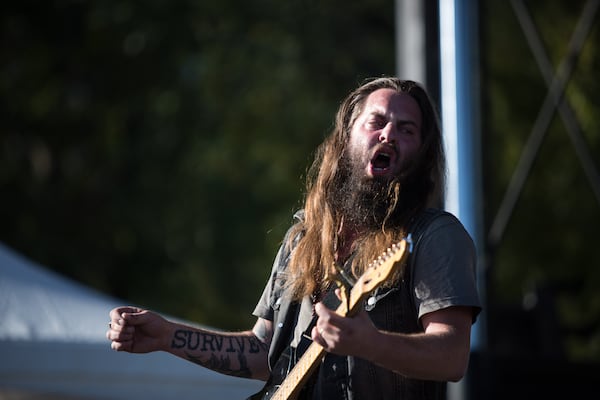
[331,88,423,228]
[347,88,423,183]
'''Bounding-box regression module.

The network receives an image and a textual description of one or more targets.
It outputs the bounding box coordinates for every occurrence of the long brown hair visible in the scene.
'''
[285,77,445,300]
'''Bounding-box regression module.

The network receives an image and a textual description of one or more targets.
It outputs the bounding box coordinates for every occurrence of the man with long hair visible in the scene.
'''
[107,77,481,399]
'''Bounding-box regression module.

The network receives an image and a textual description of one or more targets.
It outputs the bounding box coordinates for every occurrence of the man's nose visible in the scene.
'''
[378,122,396,144]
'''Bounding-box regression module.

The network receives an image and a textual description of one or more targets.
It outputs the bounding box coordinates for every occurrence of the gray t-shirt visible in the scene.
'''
[410,211,481,321]
[253,211,480,328]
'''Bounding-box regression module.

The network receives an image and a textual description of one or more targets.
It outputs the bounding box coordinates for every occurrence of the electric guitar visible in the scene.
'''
[248,238,410,400]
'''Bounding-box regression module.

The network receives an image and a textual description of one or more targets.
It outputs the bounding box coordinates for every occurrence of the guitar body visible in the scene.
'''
[247,239,409,400]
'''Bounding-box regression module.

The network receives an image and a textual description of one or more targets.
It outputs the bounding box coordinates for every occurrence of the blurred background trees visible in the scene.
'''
[0,0,395,329]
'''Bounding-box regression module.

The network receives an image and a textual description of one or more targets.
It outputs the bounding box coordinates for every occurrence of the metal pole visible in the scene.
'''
[439,0,486,398]
[395,0,426,84]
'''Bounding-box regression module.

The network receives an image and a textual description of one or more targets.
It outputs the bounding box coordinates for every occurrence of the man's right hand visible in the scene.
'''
[106,306,172,354]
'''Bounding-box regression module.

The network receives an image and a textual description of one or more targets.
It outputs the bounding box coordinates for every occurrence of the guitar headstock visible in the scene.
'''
[354,239,409,296]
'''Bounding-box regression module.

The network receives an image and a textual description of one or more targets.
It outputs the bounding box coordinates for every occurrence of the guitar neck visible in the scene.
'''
[270,341,324,400]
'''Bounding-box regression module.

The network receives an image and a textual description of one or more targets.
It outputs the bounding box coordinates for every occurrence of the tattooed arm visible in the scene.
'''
[107,306,273,381]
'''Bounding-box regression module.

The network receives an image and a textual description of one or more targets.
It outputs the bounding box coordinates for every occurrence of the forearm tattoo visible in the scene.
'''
[171,330,268,378]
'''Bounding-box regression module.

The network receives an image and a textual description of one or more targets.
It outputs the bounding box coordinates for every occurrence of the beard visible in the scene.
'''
[330,153,406,231]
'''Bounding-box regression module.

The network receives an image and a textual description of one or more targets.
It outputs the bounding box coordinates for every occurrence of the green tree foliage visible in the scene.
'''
[0,0,395,329]
[482,1,600,361]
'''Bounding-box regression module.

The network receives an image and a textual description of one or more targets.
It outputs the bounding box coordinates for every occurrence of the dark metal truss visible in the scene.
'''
[488,0,600,247]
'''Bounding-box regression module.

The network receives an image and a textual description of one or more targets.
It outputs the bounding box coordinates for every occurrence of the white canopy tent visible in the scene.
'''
[0,242,263,399]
